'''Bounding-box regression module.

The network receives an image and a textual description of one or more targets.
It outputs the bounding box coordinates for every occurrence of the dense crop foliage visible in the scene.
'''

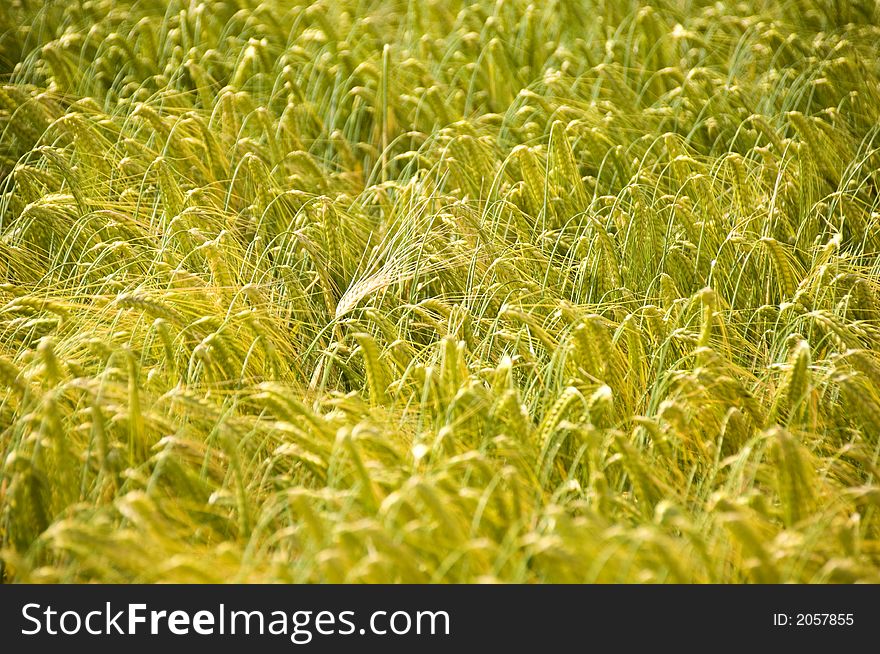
[2,0,880,583]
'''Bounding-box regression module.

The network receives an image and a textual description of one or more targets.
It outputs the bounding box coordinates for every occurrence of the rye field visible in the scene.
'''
[1,0,880,583]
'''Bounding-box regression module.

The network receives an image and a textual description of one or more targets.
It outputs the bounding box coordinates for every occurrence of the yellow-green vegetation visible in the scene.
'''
[1,0,880,583]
